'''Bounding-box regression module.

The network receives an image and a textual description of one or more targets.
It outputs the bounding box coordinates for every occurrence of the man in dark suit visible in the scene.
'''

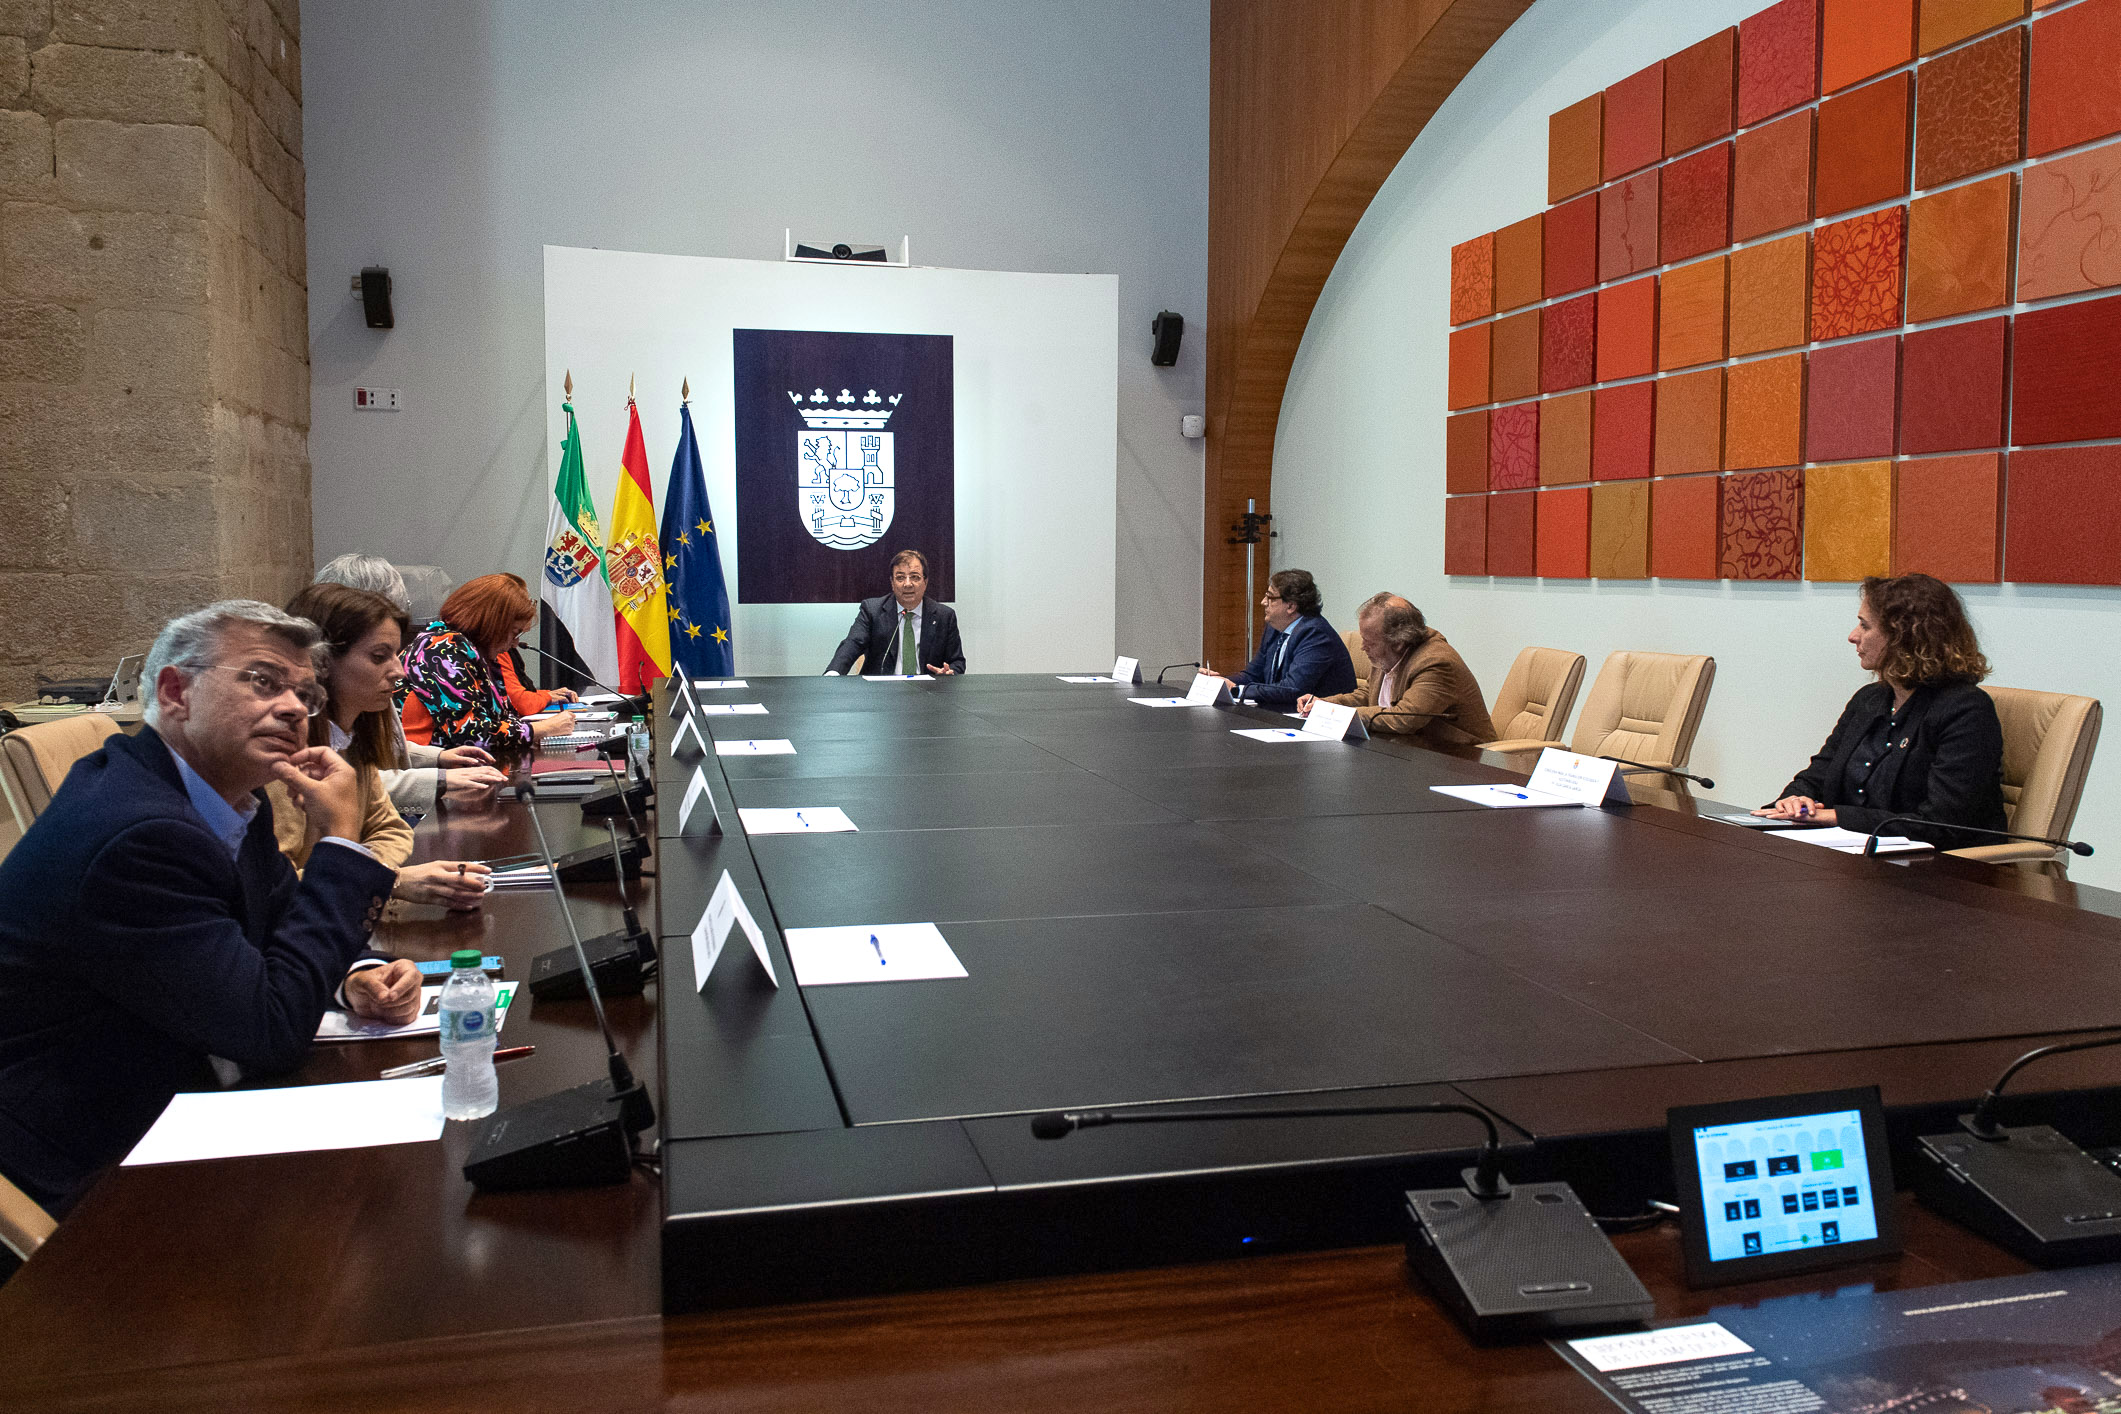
[1205,568,1358,709]
[0,601,405,1217]
[824,549,966,677]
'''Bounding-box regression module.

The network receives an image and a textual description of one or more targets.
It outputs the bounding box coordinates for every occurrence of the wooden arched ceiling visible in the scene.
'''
[1204,0,1534,666]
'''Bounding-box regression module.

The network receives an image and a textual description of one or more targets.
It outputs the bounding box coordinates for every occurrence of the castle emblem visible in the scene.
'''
[789,387,900,551]
[605,526,662,615]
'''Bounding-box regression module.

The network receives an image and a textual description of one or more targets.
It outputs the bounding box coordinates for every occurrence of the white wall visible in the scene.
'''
[1275,0,2121,889]
[301,0,1207,668]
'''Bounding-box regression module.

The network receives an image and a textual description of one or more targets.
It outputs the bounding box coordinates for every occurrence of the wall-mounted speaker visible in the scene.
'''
[356,266,394,329]
[1151,311,1184,366]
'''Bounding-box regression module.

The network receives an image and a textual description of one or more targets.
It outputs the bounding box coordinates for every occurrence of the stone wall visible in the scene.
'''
[0,0,308,700]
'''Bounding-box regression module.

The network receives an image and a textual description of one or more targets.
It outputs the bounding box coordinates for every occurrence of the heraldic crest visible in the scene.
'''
[790,387,901,551]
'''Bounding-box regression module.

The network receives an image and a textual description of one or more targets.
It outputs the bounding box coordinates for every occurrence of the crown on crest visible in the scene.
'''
[787,387,902,430]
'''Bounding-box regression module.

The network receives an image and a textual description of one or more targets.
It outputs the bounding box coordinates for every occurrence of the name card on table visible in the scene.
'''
[669,707,705,755]
[692,871,777,990]
[1525,748,1631,806]
[694,679,748,689]
[1113,655,1141,684]
[698,702,770,715]
[715,738,796,756]
[677,765,723,835]
[1301,700,1368,740]
[669,675,701,719]
[1183,672,1233,707]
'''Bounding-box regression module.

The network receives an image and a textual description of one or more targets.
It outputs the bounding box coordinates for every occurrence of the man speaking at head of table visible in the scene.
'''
[1298,593,1496,746]
[823,549,966,677]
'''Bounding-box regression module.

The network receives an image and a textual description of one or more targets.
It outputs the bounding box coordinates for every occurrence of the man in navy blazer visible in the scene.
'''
[824,549,966,677]
[1210,569,1358,709]
[0,601,403,1216]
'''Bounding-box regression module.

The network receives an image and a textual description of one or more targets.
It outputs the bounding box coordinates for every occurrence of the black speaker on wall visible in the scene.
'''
[1151,310,1183,366]
[359,266,394,329]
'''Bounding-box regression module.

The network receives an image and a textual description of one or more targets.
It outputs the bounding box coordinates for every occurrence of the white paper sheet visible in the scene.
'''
[1057,675,1120,683]
[715,738,797,755]
[123,1076,447,1167]
[1128,696,1192,707]
[1231,727,1337,743]
[1769,826,1932,855]
[784,922,966,985]
[861,674,928,682]
[1708,811,1796,829]
[739,806,858,834]
[579,692,627,706]
[315,983,516,1040]
[1428,783,1582,809]
[698,702,770,715]
[694,679,748,689]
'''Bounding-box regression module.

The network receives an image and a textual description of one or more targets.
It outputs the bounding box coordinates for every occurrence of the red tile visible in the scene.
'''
[1822,0,1915,94]
[1720,467,1806,579]
[1604,63,1667,180]
[2018,142,2121,302]
[2012,292,2121,445]
[1445,495,1487,576]
[1740,0,1821,126]
[1550,93,1605,204]
[1665,28,1737,157]
[1447,323,1490,411]
[1733,110,1815,242]
[1490,308,1542,404]
[1596,277,1658,383]
[1812,207,1906,341]
[1450,234,1495,325]
[1806,335,1901,463]
[1446,411,1490,494]
[1592,382,1655,481]
[1895,452,2002,582]
[1544,194,1600,299]
[1599,168,1661,282]
[1487,490,1539,578]
[1899,315,2006,453]
[1815,73,1911,218]
[1660,143,1732,264]
[1656,368,1727,477]
[1915,28,2024,191]
[1489,401,1541,490]
[2029,0,2121,157]
[1652,474,1723,579]
[2006,445,2121,583]
[1536,486,1592,578]
[1541,293,1598,394]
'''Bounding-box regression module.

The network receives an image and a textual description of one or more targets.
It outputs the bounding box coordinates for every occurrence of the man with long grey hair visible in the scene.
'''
[0,600,402,1217]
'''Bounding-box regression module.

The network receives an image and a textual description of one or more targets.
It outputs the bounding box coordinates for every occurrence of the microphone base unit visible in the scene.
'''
[579,778,654,821]
[462,1077,639,1192]
[548,833,649,884]
[1403,1180,1654,1344]
[1913,1123,2121,1266]
[527,925,657,1000]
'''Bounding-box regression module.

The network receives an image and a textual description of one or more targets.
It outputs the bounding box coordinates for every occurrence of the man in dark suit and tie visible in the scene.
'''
[0,601,405,1217]
[1205,569,1357,709]
[824,549,967,677]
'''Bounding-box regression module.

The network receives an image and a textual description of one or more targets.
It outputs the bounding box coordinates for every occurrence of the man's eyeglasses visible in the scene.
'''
[208,665,326,717]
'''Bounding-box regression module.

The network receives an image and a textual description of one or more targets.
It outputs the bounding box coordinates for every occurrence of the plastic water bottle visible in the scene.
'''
[628,716,651,774]
[439,948,498,1120]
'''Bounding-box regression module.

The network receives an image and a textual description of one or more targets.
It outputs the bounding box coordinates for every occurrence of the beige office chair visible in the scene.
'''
[1946,687,2102,866]
[0,713,124,831]
[1501,651,1715,771]
[1483,648,1587,752]
[1,1170,56,1262]
[1342,630,1370,693]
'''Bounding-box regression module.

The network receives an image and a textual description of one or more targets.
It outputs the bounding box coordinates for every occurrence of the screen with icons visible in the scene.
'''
[1691,1108,1879,1264]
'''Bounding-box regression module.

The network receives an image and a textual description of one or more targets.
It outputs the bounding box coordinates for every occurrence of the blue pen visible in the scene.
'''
[870,933,885,965]
[795,810,809,828]
[1500,789,1531,800]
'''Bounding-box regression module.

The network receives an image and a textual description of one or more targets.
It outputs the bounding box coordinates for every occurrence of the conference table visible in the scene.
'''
[5,671,2121,1412]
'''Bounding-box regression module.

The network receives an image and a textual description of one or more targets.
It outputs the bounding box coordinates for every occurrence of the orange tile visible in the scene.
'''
[1725,353,1807,470]
[1822,0,1915,94]
[2029,0,2121,157]
[1447,411,1491,494]
[1550,93,1605,204]
[1604,62,1667,180]
[1906,173,2014,322]
[1804,461,1896,580]
[1915,28,2023,190]
[1895,452,2001,581]
[1540,391,1593,485]
[1447,324,1490,411]
[1490,308,1542,404]
[1815,72,1911,218]
[1728,232,1811,358]
[1652,474,1723,579]
[1450,233,1495,325]
[1812,207,1906,341]
[1733,109,1814,242]
[2019,141,2121,301]
[1655,368,1727,478]
[1493,215,1544,312]
[1536,486,1592,578]
[1665,28,1738,157]
[1919,0,2028,54]
[1596,276,1659,382]
[1659,255,1729,371]
[1590,481,1652,579]
[1445,495,1487,576]
[1721,467,1806,579]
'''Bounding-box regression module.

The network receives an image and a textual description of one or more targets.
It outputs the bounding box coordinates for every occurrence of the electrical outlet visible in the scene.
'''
[354,387,402,411]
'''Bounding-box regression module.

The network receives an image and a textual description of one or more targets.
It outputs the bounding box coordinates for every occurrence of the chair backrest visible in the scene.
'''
[1567,651,1716,770]
[1342,629,1371,692]
[0,1168,55,1261]
[0,713,123,826]
[1982,685,2102,841]
[1489,647,1587,744]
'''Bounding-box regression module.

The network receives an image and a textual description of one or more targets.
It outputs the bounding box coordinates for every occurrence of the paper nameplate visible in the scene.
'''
[1184,672,1233,707]
[669,675,700,719]
[1566,1323,1753,1374]
[862,673,928,682]
[698,702,770,715]
[1231,727,1329,743]
[715,738,796,756]
[669,709,704,755]
[1302,699,1367,740]
[1428,782,1581,809]
[783,922,966,986]
[692,871,777,990]
[1057,675,1120,683]
[1128,696,1192,708]
[1113,655,1142,684]
[738,806,857,834]
[677,765,722,835]
[694,679,747,689]
[1526,747,1631,806]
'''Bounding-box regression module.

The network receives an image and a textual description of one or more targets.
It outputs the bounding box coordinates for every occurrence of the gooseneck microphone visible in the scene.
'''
[1963,1032,2121,1140]
[527,815,657,1000]
[1861,815,2093,858]
[1156,660,1202,685]
[513,640,647,714]
[1598,754,1715,790]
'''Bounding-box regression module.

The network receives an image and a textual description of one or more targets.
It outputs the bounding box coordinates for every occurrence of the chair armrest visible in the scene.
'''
[1943,842,2063,865]
[1480,737,1566,754]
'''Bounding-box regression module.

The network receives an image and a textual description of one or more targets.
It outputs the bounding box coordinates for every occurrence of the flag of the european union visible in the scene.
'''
[660,402,735,677]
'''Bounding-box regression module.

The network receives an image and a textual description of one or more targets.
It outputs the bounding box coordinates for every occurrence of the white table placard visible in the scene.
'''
[693,679,748,689]
[715,738,796,756]
[1232,727,1337,743]
[1128,696,1192,707]
[669,708,704,754]
[691,870,778,989]
[1428,782,1582,808]
[1183,672,1233,707]
[739,806,857,834]
[1526,748,1631,806]
[1301,699,1367,740]
[699,702,770,715]
[783,923,966,986]
[677,765,723,835]
[1112,655,1142,683]
[669,674,700,719]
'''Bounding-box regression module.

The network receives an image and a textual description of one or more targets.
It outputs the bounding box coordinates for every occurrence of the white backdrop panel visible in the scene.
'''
[543,246,1117,675]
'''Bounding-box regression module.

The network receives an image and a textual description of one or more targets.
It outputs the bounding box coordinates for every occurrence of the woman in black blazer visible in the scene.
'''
[1755,573,2006,846]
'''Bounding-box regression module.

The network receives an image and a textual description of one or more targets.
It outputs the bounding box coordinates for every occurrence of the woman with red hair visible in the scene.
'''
[397,573,578,751]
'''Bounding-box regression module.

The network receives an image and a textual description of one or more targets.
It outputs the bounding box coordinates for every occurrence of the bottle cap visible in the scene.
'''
[449,948,483,969]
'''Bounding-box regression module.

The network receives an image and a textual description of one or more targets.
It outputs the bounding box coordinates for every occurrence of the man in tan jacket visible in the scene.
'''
[1299,593,1495,746]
